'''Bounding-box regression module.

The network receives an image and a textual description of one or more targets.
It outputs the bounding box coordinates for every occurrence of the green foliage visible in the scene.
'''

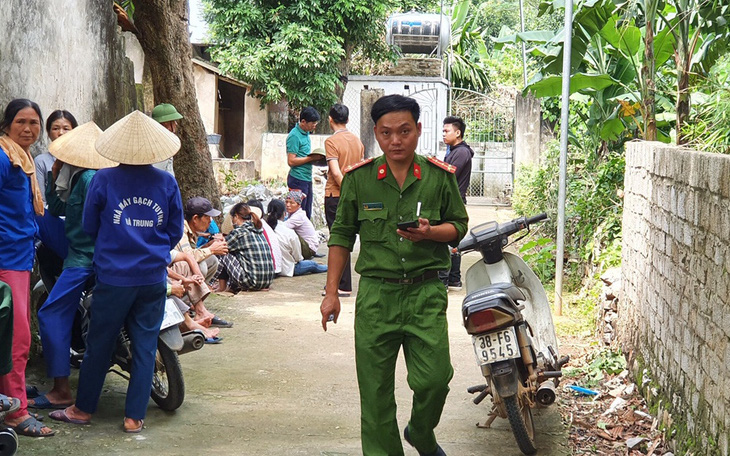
[519,237,556,283]
[204,0,393,110]
[448,0,491,91]
[683,54,730,153]
[512,137,624,283]
[564,348,627,387]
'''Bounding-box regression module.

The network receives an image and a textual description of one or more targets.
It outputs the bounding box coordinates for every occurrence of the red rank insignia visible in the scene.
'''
[413,163,422,180]
[427,156,457,173]
[377,164,387,180]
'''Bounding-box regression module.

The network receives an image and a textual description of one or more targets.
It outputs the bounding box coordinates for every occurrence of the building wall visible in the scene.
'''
[342,76,449,158]
[620,141,730,455]
[0,0,137,154]
[243,92,269,174]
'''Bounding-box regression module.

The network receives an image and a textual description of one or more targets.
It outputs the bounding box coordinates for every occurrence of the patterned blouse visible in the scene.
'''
[226,221,275,290]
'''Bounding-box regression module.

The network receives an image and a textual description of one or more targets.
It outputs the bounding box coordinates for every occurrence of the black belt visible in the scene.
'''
[379,270,440,285]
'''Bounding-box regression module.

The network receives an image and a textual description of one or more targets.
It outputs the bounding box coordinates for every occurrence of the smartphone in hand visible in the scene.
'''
[397,220,419,230]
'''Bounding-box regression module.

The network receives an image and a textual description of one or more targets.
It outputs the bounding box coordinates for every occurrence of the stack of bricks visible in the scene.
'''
[620,141,730,455]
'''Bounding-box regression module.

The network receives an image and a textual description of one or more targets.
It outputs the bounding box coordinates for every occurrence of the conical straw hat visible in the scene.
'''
[95,110,181,165]
[48,121,118,170]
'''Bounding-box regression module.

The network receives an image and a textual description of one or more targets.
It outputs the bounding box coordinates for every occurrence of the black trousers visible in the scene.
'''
[324,196,353,292]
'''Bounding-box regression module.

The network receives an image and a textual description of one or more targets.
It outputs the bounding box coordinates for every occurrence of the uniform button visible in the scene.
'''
[403,273,407,278]
[399,216,403,220]
[401,258,405,262]
[399,195,402,199]
[399,237,403,242]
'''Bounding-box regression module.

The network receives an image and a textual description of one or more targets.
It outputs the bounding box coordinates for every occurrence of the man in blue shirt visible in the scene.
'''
[286,106,321,219]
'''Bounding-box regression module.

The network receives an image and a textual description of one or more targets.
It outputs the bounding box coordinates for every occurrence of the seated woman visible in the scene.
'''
[213,203,275,292]
[266,199,327,277]
[283,190,320,259]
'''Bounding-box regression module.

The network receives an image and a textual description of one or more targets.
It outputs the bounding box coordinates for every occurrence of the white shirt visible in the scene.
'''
[261,219,282,274]
[273,223,303,277]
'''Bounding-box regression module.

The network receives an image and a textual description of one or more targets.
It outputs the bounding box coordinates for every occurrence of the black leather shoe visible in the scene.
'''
[403,426,447,456]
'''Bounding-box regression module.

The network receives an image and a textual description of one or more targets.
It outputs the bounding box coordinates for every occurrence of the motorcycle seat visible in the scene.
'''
[463,282,526,305]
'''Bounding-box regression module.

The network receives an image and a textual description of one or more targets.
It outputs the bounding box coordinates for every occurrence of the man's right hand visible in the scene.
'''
[209,239,228,255]
[320,292,341,331]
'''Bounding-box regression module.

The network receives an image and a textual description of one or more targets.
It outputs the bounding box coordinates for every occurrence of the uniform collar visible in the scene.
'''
[376,155,423,191]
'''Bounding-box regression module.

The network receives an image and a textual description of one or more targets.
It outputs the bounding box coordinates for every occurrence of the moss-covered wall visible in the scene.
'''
[620,141,730,455]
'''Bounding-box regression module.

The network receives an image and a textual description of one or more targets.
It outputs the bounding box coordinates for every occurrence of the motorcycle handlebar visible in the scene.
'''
[458,213,549,254]
[525,212,548,226]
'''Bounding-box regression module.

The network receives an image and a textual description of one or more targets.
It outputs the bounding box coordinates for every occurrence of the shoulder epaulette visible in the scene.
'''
[427,156,457,173]
[343,157,375,174]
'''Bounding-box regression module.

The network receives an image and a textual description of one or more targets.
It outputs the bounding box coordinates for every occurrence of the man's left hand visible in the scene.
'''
[397,218,431,242]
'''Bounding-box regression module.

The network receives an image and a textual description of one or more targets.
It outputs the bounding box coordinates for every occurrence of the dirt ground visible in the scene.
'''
[20,205,571,456]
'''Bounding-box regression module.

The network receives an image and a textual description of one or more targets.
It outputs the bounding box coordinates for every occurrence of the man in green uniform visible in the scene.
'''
[321,95,469,456]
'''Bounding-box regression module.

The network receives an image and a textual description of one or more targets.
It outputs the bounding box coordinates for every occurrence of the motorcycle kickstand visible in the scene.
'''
[477,405,499,429]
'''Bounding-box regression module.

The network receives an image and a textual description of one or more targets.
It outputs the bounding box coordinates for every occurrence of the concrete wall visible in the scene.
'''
[514,93,541,169]
[0,1,137,153]
[620,141,730,455]
[260,133,328,181]
[243,92,269,173]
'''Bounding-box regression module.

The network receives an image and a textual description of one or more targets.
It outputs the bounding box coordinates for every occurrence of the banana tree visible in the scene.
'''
[447,0,491,91]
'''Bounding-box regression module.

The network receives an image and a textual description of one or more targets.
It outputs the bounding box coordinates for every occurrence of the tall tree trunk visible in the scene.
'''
[335,43,354,103]
[131,0,220,209]
[675,0,693,146]
[642,10,657,141]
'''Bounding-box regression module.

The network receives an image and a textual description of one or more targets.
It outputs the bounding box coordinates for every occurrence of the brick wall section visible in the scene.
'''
[620,141,730,454]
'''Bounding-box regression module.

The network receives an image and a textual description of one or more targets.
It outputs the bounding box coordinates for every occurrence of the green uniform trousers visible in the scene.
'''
[355,276,453,456]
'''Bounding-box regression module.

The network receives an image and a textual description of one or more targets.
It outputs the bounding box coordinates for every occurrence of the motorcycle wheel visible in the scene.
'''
[0,427,18,456]
[504,395,537,455]
[150,342,185,411]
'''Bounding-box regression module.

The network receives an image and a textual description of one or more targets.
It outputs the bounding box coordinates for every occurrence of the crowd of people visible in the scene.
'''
[0,93,474,455]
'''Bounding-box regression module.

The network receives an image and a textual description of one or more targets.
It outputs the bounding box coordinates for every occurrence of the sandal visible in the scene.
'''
[0,394,20,413]
[12,416,55,437]
[28,394,72,410]
[123,418,143,433]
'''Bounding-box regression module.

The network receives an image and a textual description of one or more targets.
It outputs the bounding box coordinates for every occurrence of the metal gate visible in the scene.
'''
[449,88,515,206]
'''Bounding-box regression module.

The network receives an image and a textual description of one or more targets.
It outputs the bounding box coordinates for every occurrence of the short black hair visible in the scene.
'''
[370,95,420,124]
[46,110,78,135]
[300,106,321,123]
[329,104,349,124]
[443,116,466,139]
[1,99,43,134]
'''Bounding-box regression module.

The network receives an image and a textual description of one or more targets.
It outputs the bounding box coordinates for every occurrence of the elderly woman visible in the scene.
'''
[32,122,117,411]
[50,111,183,433]
[284,189,320,259]
[0,99,55,437]
[266,199,327,277]
[213,202,275,292]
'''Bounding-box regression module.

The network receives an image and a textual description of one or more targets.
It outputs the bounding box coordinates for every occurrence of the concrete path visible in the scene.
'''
[22,205,570,455]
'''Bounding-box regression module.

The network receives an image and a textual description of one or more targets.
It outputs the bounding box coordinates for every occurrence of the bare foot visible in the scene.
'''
[28,387,73,408]
[194,315,212,327]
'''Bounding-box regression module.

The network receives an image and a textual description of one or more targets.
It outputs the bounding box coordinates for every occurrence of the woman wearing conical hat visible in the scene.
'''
[49,111,184,434]
[31,121,117,412]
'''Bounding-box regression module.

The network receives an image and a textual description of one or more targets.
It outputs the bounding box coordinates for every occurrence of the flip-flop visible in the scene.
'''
[210,316,233,328]
[49,409,91,425]
[204,336,223,344]
[28,395,72,410]
[25,385,42,399]
[12,416,55,437]
[0,394,20,413]
[123,418,144,433]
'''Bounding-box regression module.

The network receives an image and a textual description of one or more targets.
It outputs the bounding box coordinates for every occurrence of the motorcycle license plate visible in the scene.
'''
[160,298,185,330]
[472,327,520,365]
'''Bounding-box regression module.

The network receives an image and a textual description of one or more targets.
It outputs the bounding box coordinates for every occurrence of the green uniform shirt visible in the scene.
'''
[286,123,312,181]
[46,169,96,269]
[328,154,469,279]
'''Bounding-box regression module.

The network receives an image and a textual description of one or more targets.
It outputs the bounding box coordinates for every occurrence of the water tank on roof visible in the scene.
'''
[386,13,451,56]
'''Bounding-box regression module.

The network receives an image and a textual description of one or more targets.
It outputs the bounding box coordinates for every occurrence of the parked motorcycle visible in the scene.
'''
[458,213,569,454]
[32,243,205,412]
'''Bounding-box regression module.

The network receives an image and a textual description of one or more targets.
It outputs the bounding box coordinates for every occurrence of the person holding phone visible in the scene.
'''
[320,95,468,456]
